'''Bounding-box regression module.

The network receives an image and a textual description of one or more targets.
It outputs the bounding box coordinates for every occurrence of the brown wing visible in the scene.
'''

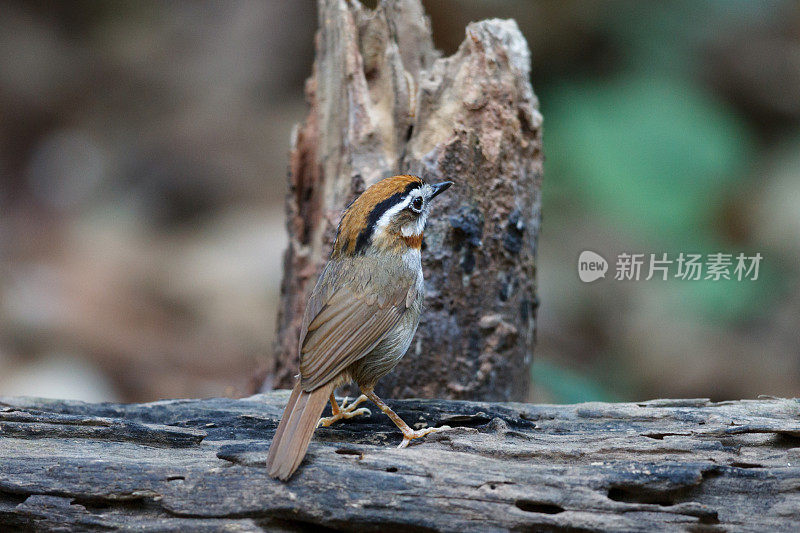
[298,271,415,391]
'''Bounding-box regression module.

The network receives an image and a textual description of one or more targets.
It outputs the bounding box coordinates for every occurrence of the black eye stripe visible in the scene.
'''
[353,191,405,254]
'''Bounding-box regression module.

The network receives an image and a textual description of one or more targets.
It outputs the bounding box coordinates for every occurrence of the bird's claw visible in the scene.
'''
[397,425,452,448]
[317,395,371,428]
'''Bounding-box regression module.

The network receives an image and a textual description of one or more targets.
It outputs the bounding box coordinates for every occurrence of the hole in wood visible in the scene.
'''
[386,466,398,473]
[71,497,151,513]
[607,487,675,507]
[167,475,185,481]
[729,461,763,469]
[71,499,110,510]
[643,431,692,440]
[774,433,800,448]
[699,513,721,525]
[514,500,564,514]
[335,448,362,457]
[364,67,379,82]
[437,412,491,427]
[0,490,27,506]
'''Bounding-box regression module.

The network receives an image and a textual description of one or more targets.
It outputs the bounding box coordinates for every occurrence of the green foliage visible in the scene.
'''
[543,74,752,247]
[533,359,619,404]
[540,73,778,323]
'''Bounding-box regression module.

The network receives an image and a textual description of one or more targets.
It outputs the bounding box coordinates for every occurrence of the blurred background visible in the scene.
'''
[1,0,798,403]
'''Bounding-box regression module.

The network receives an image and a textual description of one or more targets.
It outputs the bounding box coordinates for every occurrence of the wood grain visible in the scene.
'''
[2,393,799,531]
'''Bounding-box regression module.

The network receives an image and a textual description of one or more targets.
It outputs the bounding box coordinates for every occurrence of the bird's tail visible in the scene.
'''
[266,380,334,480]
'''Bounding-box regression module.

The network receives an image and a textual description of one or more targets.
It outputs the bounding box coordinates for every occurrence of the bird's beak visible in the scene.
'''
[430,181,453,199]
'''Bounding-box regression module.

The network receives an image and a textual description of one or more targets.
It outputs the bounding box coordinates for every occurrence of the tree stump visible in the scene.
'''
[2,393,799,531]
[270,0,543,402]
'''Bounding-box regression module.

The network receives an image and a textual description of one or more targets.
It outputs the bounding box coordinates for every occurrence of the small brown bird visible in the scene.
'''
[266,174,452,480]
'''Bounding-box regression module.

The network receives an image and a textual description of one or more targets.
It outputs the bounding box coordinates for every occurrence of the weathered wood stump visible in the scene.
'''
[2,393,799,531]
[270,0,542,402]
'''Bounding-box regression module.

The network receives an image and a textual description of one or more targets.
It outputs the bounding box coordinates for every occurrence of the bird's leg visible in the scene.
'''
[317,393,371,427]
[362,388,450,448]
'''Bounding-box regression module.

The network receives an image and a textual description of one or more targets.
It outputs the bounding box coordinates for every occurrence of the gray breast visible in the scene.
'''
[348,272,424,387]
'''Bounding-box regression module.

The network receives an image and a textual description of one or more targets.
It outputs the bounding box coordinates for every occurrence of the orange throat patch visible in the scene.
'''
[401,234,423,249]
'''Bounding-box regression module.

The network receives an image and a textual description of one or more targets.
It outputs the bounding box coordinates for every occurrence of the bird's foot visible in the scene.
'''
[318,395,371,428]
[397,425,452,448]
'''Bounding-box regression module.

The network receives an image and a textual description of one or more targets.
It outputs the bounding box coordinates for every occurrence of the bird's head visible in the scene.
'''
[332,175,452,257]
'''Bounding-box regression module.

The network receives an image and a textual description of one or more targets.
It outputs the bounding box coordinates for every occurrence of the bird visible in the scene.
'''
[266,174,453,480]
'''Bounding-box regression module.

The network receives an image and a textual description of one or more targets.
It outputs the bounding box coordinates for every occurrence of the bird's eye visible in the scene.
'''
[410,196,424,213]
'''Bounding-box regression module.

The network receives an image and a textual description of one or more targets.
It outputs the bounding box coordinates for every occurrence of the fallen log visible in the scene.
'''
[2,393,799,531]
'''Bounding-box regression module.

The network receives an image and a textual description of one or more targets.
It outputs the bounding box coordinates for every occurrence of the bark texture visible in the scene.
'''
[271,0,542,401]
[2,393,799,531]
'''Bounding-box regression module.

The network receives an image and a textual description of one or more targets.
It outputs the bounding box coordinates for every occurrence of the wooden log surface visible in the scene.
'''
[1,393,799,531]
